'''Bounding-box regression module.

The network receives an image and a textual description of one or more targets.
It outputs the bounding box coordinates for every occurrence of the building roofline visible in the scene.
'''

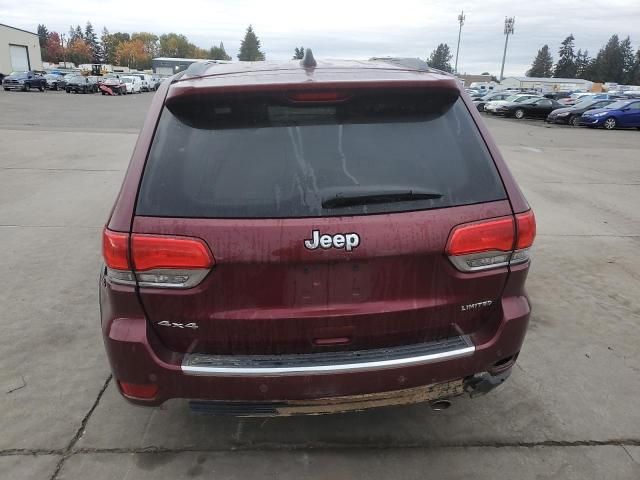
[0,23,39,36]
[504,76,591,83]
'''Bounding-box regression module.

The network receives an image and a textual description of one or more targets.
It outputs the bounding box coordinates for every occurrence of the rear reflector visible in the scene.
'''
[118,381,158,400]
[102,229,214,288]
[446,211,535,272]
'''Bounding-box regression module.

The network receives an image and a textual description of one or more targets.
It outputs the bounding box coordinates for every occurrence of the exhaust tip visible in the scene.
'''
[430,399,452,411]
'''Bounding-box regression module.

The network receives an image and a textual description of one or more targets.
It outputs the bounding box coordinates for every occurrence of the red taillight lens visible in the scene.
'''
[516,210,536,249]
[446,211,535,272]
[131,235,214,271]
[102,229,129,270]
[102,229,214,288]
[287,90,352,103]
[118,381,158,400]
[446,216,515,256]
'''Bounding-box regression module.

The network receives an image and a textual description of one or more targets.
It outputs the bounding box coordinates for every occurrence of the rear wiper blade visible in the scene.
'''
[321,187,442,209]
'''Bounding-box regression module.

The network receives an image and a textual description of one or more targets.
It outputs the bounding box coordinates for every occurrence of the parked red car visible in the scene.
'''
[101,53,535,415]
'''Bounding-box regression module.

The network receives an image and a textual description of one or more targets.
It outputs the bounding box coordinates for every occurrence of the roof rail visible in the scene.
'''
[369,57,449,75]
[183,60,220,77]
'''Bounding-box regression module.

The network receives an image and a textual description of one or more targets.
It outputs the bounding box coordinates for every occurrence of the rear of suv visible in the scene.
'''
[100,54,535,415]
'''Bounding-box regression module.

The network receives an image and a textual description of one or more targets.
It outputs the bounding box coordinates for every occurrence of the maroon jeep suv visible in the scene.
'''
[100,53,535,415]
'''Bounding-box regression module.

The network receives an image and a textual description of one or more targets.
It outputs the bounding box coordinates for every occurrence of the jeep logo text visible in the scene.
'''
[304,230,360,252]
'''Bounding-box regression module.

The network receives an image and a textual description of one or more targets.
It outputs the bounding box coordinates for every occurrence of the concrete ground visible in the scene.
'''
[0,89,638,479]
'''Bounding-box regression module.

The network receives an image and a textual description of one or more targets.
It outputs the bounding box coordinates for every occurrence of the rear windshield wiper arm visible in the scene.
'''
[321,188,442,209]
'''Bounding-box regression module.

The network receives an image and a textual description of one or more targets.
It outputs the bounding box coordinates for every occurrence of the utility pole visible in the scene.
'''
[454,10,465,74]
[500,17,515,81]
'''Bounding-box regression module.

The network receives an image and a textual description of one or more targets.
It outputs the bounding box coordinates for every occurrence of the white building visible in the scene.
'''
[0,23,43,76]
[500,76,592,93]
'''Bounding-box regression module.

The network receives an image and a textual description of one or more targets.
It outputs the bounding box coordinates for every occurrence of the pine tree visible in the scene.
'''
[75,25,84,40]
[627,49,640,85]
[575,49,590,78]
[592,34,625,83]
[553,34,577,78]
[426,44,453,72]
[37,24,49,48]
[237,25,265,61]
[620,36,635,84]
[526,45,553,77]
[293,47,305,60]
[84,22,100,63]
[209,42,231,61]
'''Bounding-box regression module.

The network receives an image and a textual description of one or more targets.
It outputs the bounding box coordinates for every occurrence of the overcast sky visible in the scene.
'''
[2,0,639,76]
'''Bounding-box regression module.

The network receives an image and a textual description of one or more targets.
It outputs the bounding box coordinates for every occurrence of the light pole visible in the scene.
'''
[499,17,515,81]
[454,10,465,74]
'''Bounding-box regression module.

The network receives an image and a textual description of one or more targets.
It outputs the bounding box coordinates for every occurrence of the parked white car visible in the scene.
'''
[122,76,142,94]
[128,73,153,91]
[484,94,540,113]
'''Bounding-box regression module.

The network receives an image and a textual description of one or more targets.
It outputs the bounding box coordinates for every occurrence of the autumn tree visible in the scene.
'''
[115,40,149,69]
[102,30,131,65]
[131,32,159,59]
[238,25,265,61]
[44,32,64,63]
[67,38,93,65]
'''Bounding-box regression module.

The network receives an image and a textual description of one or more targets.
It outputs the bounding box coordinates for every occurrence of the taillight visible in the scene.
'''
[102,228,214,288]
[287,90,352,103]
[446,211,536,272]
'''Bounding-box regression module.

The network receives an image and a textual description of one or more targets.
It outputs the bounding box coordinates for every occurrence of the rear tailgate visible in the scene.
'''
[132,86,512,355]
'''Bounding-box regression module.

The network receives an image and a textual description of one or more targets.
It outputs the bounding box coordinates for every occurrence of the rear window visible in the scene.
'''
[136,91,506,218]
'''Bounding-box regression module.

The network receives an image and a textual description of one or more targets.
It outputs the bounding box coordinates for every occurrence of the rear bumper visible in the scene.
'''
[101,284,530,408]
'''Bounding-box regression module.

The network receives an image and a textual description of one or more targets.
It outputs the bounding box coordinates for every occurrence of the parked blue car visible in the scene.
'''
[581,99,640,130]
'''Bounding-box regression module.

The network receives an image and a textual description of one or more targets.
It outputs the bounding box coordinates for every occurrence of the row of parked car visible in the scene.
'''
[467,89,640,130]
[2,71,163,96]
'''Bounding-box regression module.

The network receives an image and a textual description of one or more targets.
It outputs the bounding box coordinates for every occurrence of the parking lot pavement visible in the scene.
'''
[1,91,639,479]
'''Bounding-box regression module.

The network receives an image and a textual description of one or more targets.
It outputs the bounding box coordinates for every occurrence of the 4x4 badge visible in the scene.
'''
[304,230,360,252]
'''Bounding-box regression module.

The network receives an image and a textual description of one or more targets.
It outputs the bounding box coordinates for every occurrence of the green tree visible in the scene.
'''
[37,24,48,48]
[159,33,193,58]
[553,34,577,78]
[526,45,553,77]
[238,25,265,61]
[592,34,625,83]
[426,43,452,72]
[293,46,305,60]
[620,36,635,84]
[209,42,231,61]
[626,49,640,85]
[84,22,100,62]
[575,49,590,78]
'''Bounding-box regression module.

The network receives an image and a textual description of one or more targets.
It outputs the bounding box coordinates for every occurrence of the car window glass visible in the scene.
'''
[138,94,506,219]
